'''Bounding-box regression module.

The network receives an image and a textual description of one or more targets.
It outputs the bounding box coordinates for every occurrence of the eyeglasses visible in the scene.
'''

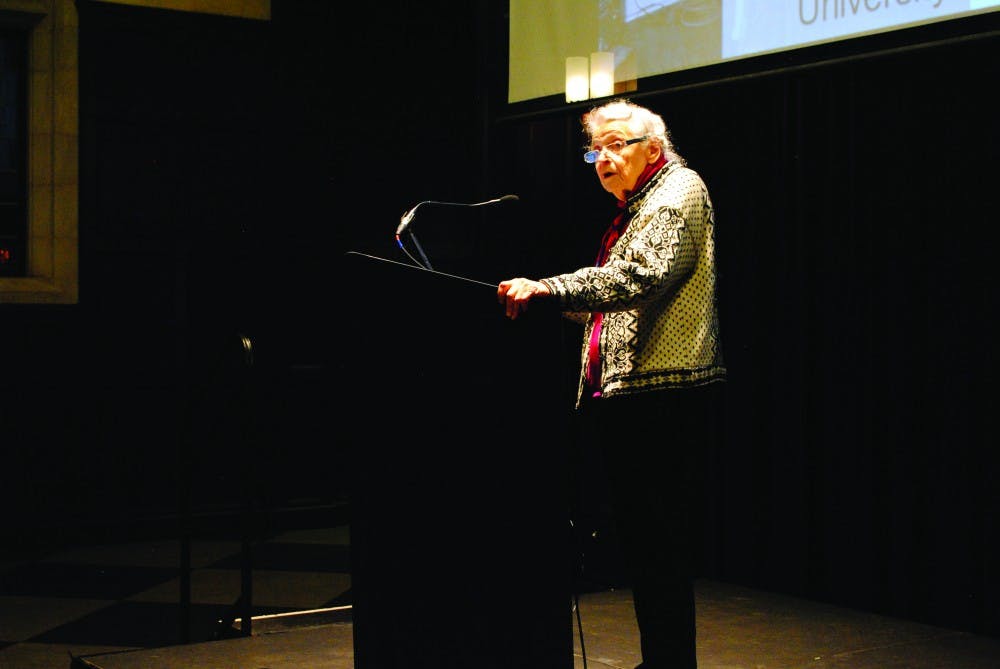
[583,135,648,163]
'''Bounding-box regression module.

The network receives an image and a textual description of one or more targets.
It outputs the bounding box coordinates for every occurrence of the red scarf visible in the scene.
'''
[594,156,666,265]
[585,156,668,396]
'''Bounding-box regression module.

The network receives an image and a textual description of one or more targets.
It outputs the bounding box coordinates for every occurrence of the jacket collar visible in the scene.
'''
[625,159,675,215]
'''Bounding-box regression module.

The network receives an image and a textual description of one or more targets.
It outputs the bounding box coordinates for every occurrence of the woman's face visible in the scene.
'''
[590,121,660,201]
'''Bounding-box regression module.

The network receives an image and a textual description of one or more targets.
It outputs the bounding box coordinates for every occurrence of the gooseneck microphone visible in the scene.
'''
[395,194,519,237]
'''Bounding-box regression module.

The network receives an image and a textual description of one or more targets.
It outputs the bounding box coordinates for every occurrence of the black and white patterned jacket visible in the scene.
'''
[540,161,726,407]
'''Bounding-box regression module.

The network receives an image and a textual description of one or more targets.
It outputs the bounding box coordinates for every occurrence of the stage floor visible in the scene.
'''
[5,513,999,669]
[70,580,1000,669]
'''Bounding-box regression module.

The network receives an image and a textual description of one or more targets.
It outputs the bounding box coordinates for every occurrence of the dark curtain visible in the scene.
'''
[486,31,998,635]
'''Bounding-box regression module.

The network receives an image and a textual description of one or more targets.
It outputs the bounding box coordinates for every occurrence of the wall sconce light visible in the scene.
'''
[565,56,589,103]
[589,51,615,98]
[566,52,616,103]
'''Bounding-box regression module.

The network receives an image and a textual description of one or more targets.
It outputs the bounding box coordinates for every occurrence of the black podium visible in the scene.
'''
[341,251,574,669]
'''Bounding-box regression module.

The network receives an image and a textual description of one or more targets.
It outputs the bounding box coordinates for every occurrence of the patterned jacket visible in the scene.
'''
[539,161,726,407]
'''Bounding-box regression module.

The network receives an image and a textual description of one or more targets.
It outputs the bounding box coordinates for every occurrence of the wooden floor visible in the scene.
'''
[70,580,1000,669]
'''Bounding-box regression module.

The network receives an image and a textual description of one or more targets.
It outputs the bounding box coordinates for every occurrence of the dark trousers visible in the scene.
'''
[578,383,720,669]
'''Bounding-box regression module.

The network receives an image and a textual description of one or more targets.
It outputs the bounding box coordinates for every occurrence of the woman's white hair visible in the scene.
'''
[582,98,684,165]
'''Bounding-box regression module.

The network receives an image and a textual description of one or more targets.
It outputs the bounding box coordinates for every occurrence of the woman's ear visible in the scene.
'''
[647,141,662,164]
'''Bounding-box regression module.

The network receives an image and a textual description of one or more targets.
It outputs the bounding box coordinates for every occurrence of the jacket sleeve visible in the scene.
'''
[542,168,708,314]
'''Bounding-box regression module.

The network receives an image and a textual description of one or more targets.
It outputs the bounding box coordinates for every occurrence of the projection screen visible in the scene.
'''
[509,0,1000,103]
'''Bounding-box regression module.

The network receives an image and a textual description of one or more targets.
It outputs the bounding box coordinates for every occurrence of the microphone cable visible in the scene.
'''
[570,517,589,668]
[395,232,433,270]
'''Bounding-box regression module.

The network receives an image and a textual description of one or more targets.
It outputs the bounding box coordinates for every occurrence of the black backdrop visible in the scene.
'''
[482,19,999,636]
[1,0,996,640]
